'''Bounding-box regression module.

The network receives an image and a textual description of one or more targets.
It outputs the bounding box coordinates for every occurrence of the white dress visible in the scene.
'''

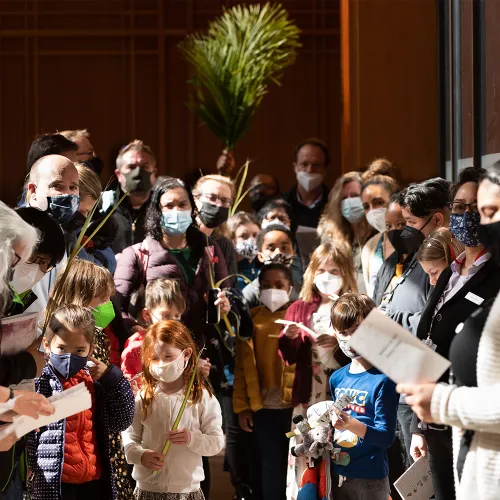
[285,302,341,500]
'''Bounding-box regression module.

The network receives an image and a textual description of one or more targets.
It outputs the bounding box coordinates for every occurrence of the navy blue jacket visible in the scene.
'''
[27,364,134,500]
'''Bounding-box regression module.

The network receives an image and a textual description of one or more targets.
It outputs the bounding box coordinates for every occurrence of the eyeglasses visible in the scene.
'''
[198,193,233,208]
[12,252,21,268]
[26,255,55,273]
[449,201,479,214]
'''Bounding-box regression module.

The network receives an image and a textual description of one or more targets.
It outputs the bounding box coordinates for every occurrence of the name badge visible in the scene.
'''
[465,292,484,305]
[422,337,437,351]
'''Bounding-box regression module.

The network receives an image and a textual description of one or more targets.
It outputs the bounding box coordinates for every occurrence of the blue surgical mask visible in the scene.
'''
[48,194,80,223]
[50,352,88,379]
[161,210,192,235]
[450,212,481,247]
[341,197,364,223]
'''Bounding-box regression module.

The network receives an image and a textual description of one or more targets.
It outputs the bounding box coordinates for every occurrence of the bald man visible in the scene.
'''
[27,155,80,224]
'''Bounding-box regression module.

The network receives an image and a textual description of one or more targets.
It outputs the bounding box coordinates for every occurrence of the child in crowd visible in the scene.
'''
[417,227,464,286]
[122,320,224,500]
[121,278,187,388]
[234,263,295,500]
[28,305,134,500]
[227,211,261,289]
[242,224,302,307]
[330,293,399,499]
[278,241,356,499]
[48,258,135,498]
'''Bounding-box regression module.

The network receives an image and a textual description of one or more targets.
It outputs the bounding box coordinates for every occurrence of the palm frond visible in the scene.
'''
[179,2,301,150]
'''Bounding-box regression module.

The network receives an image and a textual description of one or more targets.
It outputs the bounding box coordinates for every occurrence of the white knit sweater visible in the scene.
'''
[431,291,500,500]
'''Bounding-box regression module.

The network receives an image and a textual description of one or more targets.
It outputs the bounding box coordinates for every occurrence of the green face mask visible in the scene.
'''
[92,300,115,329]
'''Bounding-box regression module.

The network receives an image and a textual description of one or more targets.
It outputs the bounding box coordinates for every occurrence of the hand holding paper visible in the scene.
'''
[347,309,451,384]
[394,456,434,500]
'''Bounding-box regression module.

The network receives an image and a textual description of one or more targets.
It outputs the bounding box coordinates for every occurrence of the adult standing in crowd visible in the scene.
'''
[282,138,330,228]
[400,162,500,500]
[0,202,56,498]
[101,140,157,254]
[248,174,280,214]
[73,164,117,273]
[360,159,398,297]
[25,154,80,310]
[408,167,500,500]
[318,171,374,293]
[384,178,449,467]
[26,133,78,171]
[60,129,104,175]
[192,175,238,284]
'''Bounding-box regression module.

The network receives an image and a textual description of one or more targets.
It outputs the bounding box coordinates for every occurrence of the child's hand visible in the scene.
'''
[198,358,211,379]
[238,410,253,432]
[284,323,301,339]
[334,411,367,439]
[140,450,165,471]
[168,428,191,445]
[129,379,140,397]
[88,356,109,381]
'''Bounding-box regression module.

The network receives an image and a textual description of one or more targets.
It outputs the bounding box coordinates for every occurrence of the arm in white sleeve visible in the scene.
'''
[187,391,224,457]
[122,397,147,464]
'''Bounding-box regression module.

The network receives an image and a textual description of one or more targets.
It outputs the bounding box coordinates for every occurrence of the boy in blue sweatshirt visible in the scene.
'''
[329,293,399,500]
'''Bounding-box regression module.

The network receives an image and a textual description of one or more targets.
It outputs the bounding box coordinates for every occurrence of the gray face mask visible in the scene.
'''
[338,339,361,359]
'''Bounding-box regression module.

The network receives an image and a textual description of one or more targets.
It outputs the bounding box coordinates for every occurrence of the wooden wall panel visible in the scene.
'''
[0,0,341,205]
[341,0,439,183]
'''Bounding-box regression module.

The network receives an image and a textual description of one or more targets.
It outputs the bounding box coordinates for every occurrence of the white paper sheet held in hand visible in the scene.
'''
[394,456,434,500]
[0,383,91,440]
[348,309,451,384]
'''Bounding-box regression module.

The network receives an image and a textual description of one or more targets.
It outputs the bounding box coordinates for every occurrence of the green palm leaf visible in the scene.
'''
[179,2,301,150]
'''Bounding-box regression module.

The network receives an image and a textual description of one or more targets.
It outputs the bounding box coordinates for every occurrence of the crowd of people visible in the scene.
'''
[0,130,499,500]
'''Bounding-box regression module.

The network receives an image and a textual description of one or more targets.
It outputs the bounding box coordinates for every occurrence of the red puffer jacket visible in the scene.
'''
[61,370,101,484]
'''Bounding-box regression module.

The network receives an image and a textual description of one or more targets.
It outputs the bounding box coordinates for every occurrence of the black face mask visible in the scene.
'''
[250,193,274,213]
[400,216,433,254]
[198,201,229,229]
[123,167,153,193]
[387,229,407,255]
[477,220,500,265]
[83,157,104,176]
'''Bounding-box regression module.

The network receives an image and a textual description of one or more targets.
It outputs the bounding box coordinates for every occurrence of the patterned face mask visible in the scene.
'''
[262,249,294,266]
[235,238,258,260]
[450,212,481,247]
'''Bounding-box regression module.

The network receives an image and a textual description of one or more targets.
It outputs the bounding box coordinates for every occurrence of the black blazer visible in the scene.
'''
[416,258,500,362]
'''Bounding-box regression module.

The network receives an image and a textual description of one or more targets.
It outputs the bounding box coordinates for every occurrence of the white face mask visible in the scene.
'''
[10,262,46,294]
[150,350,189,383]
[260,288,290,312]
[296,171,323,192]
[366,207,387,233]
[314,272,343,297]
[338,339,361,359]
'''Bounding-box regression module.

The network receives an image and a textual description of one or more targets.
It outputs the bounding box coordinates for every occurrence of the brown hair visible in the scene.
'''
[331,293,375,332]
[226,211,260,240]
[417,227,464,266]
[48,259,115,312]
[116,139,156,170]
[318,171,373,247]
[145,278,186,313]
[300,241,358,302]
[76,163,101,201]
[140,321,212,419]
[362,158,398,182]
[45,304,95,345]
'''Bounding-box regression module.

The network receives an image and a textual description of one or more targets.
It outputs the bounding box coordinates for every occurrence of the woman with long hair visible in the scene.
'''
[318,172,374,293]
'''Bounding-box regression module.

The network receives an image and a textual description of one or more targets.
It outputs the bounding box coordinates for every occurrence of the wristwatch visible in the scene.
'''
[8,388,14,400]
